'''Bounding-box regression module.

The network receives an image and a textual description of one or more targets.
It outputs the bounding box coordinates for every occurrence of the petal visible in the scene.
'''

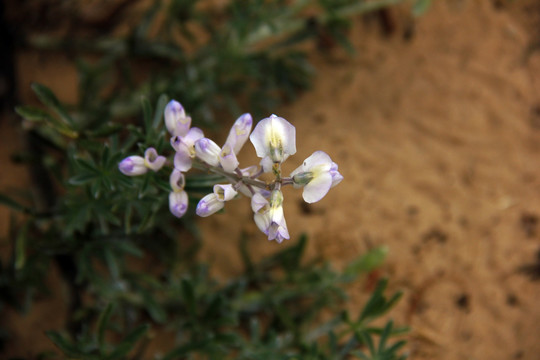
[169,191,188,218]
[213,184,238,202]
[240,165,259,177]
[259,156,274,173]
[330,162,344,187]
[144,148,166,171]
[302,172,333,203]
[182,127,205,148]
[174,149,192,172]
[225,113,253,154]
[249,114,296,162]
[302,151,332,171]
[169,169,185,192]
[219,143,239,172]
[254,212,270,235]
[251,193,269,213]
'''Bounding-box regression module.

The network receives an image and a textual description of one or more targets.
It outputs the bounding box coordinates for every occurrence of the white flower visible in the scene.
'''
[224,113,253,154]
[290,151,343,203]
[164,100,191,137]
[249,114,296,170]
[144,148,166,171]
[169,190,188,218]
[119,155,147,176]
[251,190,289,243]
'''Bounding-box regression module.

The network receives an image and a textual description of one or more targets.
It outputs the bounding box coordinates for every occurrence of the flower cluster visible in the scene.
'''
[119,100,343,243]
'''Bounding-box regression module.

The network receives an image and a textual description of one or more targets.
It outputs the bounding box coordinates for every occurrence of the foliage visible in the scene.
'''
[0,0,417,358]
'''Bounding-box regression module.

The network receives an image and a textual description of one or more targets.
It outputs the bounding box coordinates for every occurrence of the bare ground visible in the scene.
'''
[2,0,540,359]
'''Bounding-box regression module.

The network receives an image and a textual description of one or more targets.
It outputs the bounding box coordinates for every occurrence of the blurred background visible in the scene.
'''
[1,0,540,359]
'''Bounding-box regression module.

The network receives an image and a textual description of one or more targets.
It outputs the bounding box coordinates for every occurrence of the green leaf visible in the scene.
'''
[0,193,30,213]
[46,331,96,359]
[15,221,29,270]
[31,83,75,128]
[97,303,115,351]
[181,279,196,315]
[358,279,403,324]
[15,105,56,123]
[412,0,431,17]
[153,94,169,129]
[106,324,149,360]
[343,246,388,278]
[141,96,153,133]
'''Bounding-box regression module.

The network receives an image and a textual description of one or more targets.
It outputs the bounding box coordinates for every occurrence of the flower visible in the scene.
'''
[171,127,204,171]
[119,147,166,176]
[249,114,296,171]
[196,184,238,217]
[224,113,253,154]
[169,191,188,218]
[144,148,166,171]
[164,100,191,137]
[290,151,343,203]
[251,190,289,243]
[194,138,221,166]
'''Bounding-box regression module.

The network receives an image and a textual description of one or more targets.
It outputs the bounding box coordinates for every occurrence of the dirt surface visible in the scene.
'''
[2,0,540,359]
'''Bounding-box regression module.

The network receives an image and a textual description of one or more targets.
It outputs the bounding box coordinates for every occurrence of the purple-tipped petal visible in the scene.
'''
[330,162,343,187]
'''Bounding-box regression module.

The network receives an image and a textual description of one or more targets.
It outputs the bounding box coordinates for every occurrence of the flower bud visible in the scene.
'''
[194,138,221,166]
[225,113,252,154]
[119,156,147,176]
[169,190,188,218]
[196,193,224,217]
[164,100,191,137]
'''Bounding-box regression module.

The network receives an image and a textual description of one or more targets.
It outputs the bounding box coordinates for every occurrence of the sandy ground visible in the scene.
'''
[2,0,540,359]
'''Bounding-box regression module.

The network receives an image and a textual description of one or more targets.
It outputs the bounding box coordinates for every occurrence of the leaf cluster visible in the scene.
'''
[43,237,407,359]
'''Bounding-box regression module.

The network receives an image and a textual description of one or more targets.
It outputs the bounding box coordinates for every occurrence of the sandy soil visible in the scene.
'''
[200,1,540,359]
[2,0,540,359]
